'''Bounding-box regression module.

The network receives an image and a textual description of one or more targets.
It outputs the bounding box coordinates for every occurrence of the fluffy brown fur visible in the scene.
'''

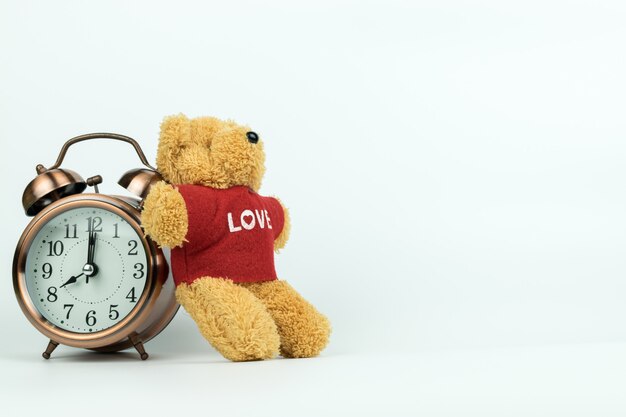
[141,181,188,248]
[241,280,331,358]
[143,113,330,361]
[176,278,280,361]
[156,114,266,191]
[273,197,291,252]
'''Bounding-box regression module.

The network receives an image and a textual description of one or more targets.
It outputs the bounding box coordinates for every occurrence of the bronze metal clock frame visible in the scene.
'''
[13,133,179,360]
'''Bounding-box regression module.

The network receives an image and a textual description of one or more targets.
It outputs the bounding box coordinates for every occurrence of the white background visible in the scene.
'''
[1,0,626,415]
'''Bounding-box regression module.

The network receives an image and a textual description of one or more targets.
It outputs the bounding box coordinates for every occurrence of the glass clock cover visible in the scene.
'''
[25,206,148,333]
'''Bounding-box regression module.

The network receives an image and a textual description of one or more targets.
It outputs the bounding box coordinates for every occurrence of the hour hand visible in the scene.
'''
[60,273,84,288]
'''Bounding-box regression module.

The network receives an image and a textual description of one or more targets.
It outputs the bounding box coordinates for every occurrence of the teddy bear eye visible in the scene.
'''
[246,131,259,144]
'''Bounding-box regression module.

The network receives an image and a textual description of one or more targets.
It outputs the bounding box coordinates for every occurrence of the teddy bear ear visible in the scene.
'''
[156,114,192,182]
[190,116,222,146]
[160,113,192,147]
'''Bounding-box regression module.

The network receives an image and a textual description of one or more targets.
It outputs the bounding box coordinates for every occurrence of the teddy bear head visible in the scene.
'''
[156,114,266,191]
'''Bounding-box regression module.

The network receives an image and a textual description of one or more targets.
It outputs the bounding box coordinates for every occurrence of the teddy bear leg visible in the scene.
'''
[241,280,331,358]
[176,277,280,361]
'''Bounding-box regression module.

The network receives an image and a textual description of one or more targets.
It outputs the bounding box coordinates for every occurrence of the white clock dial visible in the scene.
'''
[25,206,148,333]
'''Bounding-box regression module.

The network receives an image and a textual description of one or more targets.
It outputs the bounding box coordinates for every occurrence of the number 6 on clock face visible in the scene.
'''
[25,207,148,333]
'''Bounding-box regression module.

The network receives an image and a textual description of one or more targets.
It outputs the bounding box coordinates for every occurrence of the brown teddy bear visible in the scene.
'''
[141,114,331,361]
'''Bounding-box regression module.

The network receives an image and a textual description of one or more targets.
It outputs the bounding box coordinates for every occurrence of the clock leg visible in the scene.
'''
[129,334,149,360]
[42,340,59,359]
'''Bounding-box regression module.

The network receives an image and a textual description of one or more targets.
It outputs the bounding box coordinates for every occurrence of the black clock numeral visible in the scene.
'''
[47,286,58,302]
[42,263,53,279]
[64,223,78,239]
[128,240,138,255]
[63,304,74,319]
[86,216,103,233]
[86,310,97,326]
[109,305,119,320]
[113,223,120,238]
[47,240,64,256]
[133,263,145,279]
[126,287,137,303]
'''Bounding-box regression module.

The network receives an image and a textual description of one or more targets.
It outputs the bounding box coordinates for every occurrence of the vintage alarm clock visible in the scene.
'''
[12,133,179,360]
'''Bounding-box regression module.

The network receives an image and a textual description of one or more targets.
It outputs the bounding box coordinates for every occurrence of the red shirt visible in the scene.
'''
[171,185,285,285]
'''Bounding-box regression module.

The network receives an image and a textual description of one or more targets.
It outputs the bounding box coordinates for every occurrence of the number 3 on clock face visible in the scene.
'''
[25,207,148,333]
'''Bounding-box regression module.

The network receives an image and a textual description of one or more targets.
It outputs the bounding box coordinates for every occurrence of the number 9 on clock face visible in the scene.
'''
[25,207,148,333]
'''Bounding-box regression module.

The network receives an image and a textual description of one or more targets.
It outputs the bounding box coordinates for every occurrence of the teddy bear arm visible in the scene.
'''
[141,181,188,248]
[274,199,291,252]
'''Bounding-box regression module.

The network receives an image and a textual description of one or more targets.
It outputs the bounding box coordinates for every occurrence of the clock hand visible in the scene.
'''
[85,230,92,284]
[89,232,98,283]
[89,232,97,265]
[85,231,98,283]
[87,228,94,265]
[60,273,84,288]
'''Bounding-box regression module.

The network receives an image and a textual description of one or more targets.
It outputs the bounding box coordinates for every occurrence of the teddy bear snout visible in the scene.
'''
[246,131,259,144]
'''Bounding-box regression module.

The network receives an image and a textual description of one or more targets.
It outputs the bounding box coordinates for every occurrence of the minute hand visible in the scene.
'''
[88,231,97,264]
[87,229,94,264]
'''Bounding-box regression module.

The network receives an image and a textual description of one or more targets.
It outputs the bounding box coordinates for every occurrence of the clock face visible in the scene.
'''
[24,206,148,333]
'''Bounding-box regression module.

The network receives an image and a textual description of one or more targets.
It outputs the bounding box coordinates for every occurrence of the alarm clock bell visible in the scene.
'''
[21,133,163,216]
[22,166,87,216]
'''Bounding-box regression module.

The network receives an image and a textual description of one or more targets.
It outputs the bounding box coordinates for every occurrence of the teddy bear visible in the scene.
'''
[141,114,331,361]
